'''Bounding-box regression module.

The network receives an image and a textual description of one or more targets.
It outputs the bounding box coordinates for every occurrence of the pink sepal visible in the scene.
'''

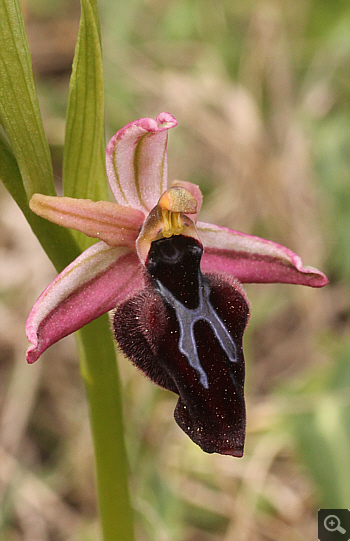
[26,242,143,363]
[30,194,145,246]
[106,113,178,214]
[198,222,328,287]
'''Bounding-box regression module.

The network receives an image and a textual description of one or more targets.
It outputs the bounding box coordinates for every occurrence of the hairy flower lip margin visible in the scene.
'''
[25,112,328,365]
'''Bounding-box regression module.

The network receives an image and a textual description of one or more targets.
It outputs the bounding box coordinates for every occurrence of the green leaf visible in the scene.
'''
[1,5,135,539]
[0,0,55,198]
[0,132,80,273]
[63,4,135,539]
[63,0,109,250]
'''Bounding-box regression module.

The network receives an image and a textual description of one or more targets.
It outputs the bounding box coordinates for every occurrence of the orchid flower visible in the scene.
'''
[26,112,328,456]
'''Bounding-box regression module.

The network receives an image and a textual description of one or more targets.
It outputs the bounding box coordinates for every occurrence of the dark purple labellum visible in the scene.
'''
[114,235,249,456]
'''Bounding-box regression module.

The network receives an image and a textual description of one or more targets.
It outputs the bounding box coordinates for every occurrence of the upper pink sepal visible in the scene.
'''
[26,242,144,363]
[106,113,178,214]
[198,222,328,287]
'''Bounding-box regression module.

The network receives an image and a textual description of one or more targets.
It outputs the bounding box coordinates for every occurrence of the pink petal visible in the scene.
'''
[30,194,144,247]
[198,222,328,287]
[26,242,144,363]
[106,112,178,213]
[171,180,203,222]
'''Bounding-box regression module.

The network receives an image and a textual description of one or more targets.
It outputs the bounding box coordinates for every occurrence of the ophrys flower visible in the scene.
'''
[27,112,328,455]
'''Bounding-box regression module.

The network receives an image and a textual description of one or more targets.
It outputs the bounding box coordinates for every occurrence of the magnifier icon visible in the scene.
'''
[324,515,346,534]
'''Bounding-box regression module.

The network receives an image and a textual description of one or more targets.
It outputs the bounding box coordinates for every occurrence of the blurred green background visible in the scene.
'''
[0,0,349,540]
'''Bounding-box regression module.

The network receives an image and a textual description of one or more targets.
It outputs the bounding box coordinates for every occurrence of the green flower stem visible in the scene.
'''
[1,132,135,538]
[77,315,135,541]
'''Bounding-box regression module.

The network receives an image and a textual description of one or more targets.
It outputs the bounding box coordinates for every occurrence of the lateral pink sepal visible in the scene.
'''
[26,242,143,363]
[198,222,329,287]
[106,113,178,213]
[30,194,145,246]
